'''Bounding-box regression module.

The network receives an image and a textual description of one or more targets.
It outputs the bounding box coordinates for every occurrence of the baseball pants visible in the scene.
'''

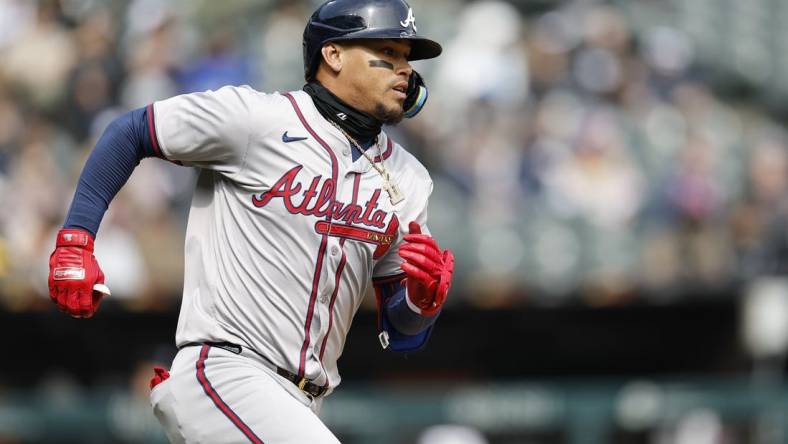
[150,344,341,444]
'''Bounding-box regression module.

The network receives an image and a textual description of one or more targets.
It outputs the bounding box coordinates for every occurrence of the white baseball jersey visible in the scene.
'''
[151,85,432,393]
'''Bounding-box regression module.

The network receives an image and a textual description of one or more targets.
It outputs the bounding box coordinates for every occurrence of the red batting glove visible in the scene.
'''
[398,222,455,316]
[48,228,111,318]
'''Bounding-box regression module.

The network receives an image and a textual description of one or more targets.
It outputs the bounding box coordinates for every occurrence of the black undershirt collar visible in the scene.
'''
[303,82,382,148]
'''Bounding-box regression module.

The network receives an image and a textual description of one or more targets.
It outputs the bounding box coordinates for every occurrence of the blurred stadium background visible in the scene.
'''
[2,0,788,442]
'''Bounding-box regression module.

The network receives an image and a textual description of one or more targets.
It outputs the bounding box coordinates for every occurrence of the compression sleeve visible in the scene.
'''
[63,107,159,237]
[375,276,439,352]
[385,282,440,335]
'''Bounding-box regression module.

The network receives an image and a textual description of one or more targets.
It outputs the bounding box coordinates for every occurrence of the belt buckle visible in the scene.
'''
[297,377,308,391]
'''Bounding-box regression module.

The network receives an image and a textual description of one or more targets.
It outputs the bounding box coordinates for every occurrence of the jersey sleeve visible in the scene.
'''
[151,85,254,175]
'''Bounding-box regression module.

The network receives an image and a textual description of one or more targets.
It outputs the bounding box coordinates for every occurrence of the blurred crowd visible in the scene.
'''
[1,0,787,311]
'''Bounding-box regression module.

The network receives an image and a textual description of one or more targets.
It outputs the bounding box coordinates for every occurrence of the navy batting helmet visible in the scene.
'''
[302,0,443,81]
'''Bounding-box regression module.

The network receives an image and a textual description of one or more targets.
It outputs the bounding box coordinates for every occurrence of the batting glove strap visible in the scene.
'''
[55,228,94,249]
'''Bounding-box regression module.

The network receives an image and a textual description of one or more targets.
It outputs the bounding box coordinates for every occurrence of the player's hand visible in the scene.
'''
[48,228,111,318]
[398,222,454,316]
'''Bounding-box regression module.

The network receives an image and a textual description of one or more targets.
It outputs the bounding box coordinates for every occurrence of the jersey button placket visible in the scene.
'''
[327,167,348,261]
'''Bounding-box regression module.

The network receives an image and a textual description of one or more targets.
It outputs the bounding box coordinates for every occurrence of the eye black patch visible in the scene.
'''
[368,60,394,70]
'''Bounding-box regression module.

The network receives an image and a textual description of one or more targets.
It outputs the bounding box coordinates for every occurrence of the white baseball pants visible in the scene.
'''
[150,344,341,444]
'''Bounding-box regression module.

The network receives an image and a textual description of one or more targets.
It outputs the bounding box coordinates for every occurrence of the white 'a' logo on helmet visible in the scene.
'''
[400,7,417,32]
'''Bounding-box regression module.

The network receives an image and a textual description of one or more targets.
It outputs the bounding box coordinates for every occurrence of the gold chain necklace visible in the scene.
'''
[330,122,404,205]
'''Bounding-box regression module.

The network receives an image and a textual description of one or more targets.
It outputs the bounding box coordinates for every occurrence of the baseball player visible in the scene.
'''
[47,0,454,442]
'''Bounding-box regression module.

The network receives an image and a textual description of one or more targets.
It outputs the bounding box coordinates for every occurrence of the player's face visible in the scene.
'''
[338,39,412,124]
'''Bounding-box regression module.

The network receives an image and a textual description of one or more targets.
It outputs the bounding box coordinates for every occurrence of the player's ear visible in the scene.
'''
[321,43,343,74]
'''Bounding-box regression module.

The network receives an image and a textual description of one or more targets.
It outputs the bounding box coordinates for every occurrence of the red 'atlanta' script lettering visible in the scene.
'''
[251,165,388,228]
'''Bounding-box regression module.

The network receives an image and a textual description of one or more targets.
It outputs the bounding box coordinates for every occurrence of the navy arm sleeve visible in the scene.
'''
[64,106,161,237]
[385,284,439,335]
[376,275,440,352]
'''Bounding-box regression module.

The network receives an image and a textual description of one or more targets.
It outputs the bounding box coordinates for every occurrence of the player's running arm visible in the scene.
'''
[48,106,159,317]
[373,221,455,352]
[48,86,253,318]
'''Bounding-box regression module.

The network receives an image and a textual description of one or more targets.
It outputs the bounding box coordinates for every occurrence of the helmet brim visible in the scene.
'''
[328,32,442,61]
[407,37,443,61]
